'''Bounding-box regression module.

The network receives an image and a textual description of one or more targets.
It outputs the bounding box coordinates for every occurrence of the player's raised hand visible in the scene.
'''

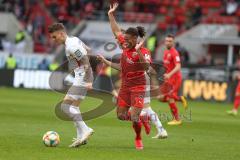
[135,37,145,51]
[108,2,119,14]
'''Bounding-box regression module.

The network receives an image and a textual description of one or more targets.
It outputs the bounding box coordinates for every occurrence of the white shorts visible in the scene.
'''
[66,68,88,100]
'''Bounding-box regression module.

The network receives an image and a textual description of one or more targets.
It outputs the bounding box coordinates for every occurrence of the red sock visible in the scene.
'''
[169,102,180,120]
[132,121,142,140]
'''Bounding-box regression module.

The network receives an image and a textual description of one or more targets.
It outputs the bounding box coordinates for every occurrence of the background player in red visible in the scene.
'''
[227,73,240,116]
[108,3,151,149]
[158,34,188,125]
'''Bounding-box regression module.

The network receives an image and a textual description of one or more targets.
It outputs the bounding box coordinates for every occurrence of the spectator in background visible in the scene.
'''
[0,37,3,50]
[124,0,134,12]
[2,38,14,53]
[49,0,59,17]
[235,57,240,69]
[198,54,214,65]
[49,60,59,71]
[5,53,17,69]
[166,10,178,35]
[15,30,26,53]
[15,30,25,44]
[84,2,95,18]
[225,0,238,15]
[175,42,190,64]
[191,3,202,25]
[147,32,158,54]
[38,58,49,70]
[67,0,81,17]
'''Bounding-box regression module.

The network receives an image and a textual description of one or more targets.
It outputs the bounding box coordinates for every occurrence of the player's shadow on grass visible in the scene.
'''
[55,89,115,121]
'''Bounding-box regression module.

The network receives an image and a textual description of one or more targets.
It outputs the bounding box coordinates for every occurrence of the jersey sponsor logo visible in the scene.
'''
[183,80,228,101]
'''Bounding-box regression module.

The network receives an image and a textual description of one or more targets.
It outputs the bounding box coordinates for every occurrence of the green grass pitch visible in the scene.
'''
[0,87,240,160]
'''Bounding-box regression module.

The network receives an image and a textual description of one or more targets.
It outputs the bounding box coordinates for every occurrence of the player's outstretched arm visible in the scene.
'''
[82,42,92,54]
[136,38,150,70]
[97,55,121,71]
[108,3,121,37]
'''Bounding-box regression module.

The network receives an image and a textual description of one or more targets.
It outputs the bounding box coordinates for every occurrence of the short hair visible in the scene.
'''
[125,26,146,38]
[166,34,175,39]
[48,23,65,33]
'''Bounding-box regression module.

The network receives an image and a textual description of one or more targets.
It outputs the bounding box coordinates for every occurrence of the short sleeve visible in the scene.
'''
[117,33,125,45]
[236,83,240,94]
[172,50,181,65]
[69,43,87,61]
[140,48,152,63]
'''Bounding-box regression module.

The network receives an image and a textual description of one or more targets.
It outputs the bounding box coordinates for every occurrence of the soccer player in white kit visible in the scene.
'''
[48,23,94,148]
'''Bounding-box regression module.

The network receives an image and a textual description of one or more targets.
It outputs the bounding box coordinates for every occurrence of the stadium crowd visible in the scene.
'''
[0,0,239,66]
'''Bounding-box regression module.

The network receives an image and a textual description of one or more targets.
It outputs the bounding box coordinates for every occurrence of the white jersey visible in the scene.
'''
[65,36,87,71]
[64,36,93,88]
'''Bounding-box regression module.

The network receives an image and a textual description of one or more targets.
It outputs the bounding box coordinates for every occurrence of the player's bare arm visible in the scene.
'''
[108,3,121,37]
[82,42,92,54]
[97,55,121,71]
[136,38,150,70]
[164,63,181,80]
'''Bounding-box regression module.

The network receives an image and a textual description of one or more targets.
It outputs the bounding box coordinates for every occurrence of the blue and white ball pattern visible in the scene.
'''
[42,131,60,147]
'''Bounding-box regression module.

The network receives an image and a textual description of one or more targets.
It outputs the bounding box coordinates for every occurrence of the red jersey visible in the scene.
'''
[235,81,240,96]
[117,34,151,87]
[163,47,181,79]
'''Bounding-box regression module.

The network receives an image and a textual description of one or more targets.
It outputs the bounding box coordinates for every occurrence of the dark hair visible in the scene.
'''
[125,26,146,38]
[48,23,65,33]
[136,26,146,38]
[166,34,175,39]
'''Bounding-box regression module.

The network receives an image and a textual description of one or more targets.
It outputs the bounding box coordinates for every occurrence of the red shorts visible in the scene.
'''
[234,97,240,106]
[117,85,145,108]
[164,76,182,100]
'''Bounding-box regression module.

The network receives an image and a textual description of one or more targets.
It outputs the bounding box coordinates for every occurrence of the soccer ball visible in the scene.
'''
[42,131,60,147]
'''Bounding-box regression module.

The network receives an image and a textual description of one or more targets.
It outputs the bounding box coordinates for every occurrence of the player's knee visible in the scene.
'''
[63,98,73,105]
[63,95,74,102]
[168,98,175,103]
[130,114,139,122]
[157,95,165,102]
[117,113,125,121]
[117,111,129,121]
[72,99,81,106]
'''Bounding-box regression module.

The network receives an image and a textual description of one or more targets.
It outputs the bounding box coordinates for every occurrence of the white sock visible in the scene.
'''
[61,104,89,138]
[70,105,89,134]
[144,107,164,133]
[74,122,83,139]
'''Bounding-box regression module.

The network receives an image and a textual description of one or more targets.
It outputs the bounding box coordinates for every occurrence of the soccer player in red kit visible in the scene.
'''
[108,3,151,149]
[158,34,187,125]
[227,74,240,116]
